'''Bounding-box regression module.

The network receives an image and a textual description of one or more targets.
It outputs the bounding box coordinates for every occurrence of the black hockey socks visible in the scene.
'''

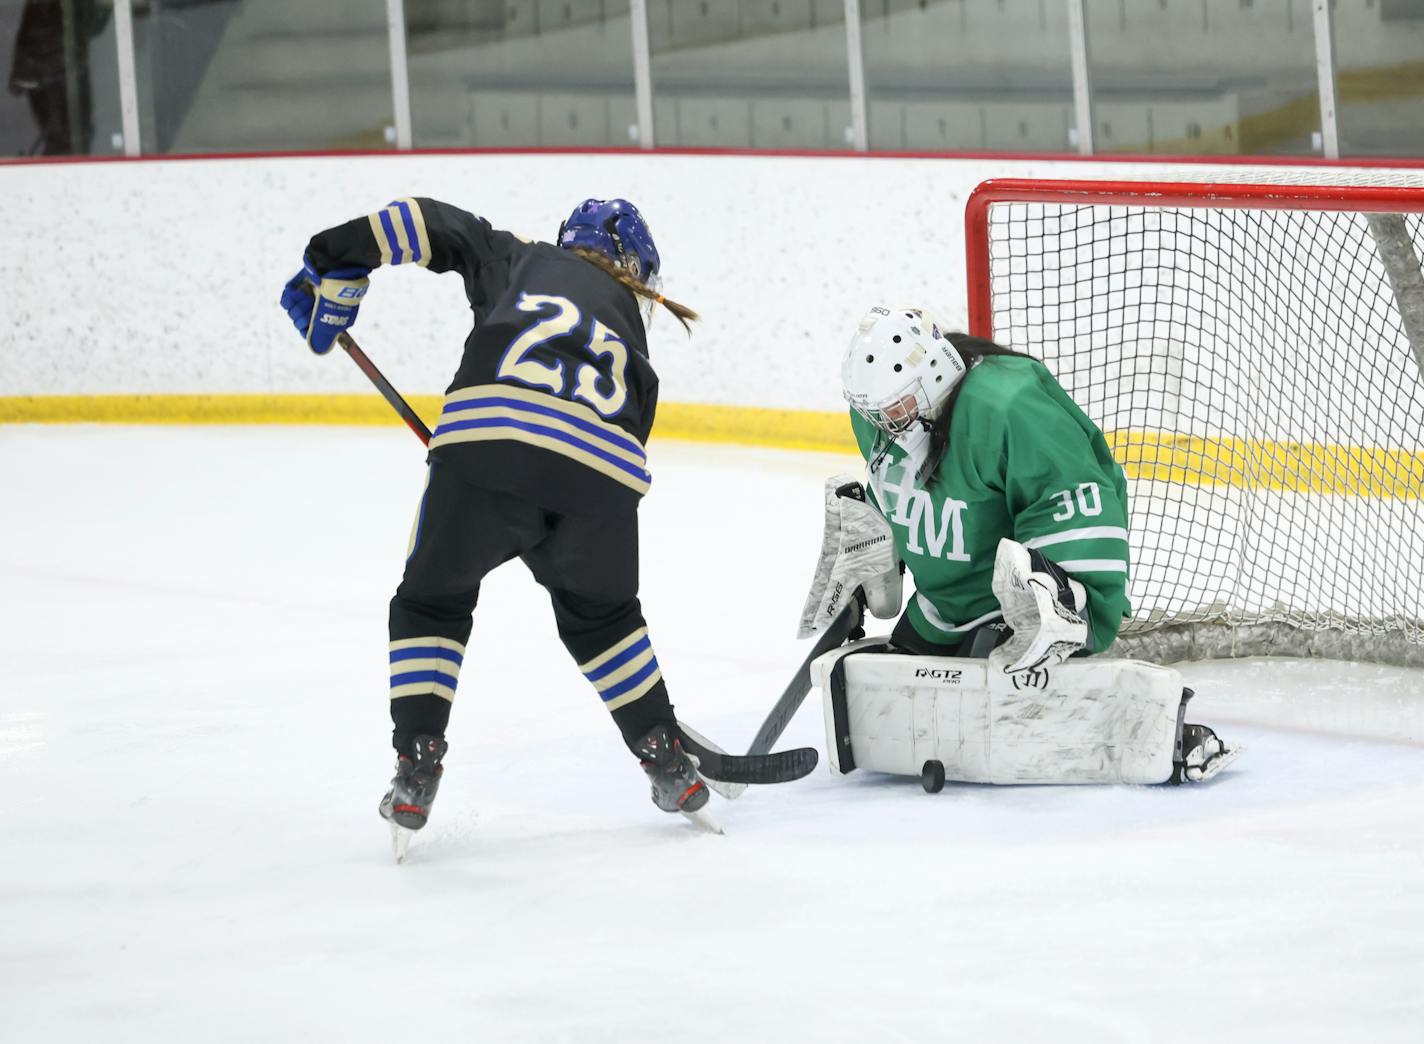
[390,693,453,752]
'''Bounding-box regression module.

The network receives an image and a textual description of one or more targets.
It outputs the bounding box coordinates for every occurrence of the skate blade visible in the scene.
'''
[681,805,724,835]
[1194,743,1245,782]
[390,821,415,863]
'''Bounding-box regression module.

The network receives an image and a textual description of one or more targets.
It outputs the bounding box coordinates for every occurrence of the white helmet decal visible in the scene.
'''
[842,306,967,437]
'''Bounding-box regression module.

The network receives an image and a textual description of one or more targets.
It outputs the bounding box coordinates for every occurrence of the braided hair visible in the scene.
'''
[569,247,699,332]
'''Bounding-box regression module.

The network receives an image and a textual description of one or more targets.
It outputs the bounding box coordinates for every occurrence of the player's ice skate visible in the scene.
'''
[378,734,448,862]
[634,725,722,834]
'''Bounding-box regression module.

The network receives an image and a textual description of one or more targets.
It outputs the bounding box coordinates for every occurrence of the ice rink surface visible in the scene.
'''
[3,426,1423,1044]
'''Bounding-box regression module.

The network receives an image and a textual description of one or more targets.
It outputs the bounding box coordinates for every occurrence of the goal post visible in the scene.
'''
[964,178,1424,666]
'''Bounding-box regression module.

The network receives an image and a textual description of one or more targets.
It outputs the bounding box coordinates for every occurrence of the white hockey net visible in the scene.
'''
[967,178,1424,665]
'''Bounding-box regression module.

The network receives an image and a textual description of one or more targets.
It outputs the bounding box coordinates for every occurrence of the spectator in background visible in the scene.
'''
[7,0,108,156]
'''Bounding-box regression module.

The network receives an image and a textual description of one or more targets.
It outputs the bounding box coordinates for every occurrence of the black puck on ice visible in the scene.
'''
[921,760,945,794]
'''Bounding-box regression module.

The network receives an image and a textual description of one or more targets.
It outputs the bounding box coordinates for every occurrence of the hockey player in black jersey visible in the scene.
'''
[279,197,708,844]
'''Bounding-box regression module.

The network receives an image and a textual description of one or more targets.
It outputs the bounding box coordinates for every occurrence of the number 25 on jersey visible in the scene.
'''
[496,293,629,418]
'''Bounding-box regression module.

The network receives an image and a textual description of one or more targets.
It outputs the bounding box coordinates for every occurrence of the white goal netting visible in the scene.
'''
[971,179,1424,665]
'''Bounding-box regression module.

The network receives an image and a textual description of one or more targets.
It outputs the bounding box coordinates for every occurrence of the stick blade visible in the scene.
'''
[678,722,819,785]
[678,721,748,800]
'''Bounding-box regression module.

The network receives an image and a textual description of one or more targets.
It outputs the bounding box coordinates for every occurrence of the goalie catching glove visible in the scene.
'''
[798,477,902,639]
[989,537,1089,674]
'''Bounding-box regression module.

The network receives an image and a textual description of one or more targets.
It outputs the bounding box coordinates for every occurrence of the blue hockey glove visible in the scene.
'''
[280,260,370,355]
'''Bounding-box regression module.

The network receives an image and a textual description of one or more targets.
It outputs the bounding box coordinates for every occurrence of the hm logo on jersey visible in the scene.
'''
[883,469,970,562]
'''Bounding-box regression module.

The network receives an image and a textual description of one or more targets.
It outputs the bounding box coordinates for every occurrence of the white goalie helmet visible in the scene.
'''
[841,306,968,435]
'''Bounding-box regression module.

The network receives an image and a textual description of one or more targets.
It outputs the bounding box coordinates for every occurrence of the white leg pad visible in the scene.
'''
[814,649,1182,785]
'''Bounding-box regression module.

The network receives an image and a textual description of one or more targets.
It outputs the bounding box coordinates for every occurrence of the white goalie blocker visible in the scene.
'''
[812,642,1190,786]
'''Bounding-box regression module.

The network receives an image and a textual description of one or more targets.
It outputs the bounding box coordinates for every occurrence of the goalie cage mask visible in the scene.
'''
[842,306,967,437]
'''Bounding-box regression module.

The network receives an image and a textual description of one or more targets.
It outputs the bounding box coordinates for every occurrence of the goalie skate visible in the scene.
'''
[1172,722,1242,784]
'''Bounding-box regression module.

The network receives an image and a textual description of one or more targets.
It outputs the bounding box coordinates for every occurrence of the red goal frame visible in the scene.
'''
[963,178,1424,340]
[960,176,1424,665]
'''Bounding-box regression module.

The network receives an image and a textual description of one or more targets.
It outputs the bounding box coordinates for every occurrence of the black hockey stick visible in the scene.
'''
[337,335,815,788]
[677,725,818,785]
[337,332,433,445]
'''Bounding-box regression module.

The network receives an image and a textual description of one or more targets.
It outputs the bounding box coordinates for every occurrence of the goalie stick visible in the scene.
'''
[752,594,865,756]
[339,334,810,793]
[707,594,866,801]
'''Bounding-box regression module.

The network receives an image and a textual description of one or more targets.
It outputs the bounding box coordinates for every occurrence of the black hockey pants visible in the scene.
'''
[387,459,676,754]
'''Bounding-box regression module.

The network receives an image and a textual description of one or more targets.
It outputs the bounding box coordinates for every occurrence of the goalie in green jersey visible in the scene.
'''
[798,306,1239,786]
[802,304,1131,672]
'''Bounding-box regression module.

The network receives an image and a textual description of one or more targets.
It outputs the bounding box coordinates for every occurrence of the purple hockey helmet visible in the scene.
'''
[557,198,661,287]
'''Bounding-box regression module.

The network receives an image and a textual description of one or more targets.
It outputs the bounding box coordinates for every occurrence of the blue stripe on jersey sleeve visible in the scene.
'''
[393,200,422,264]
[378,209,405,265]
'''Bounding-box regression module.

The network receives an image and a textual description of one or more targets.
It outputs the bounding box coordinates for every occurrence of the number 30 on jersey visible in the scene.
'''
[496,293,629,418]
[1050,482,1102,521]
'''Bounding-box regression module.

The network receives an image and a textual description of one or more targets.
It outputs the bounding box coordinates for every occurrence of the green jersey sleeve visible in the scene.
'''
[994,367,1132,652]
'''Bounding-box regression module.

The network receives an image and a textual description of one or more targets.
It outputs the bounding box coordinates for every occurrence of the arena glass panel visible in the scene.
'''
[129,0,394,154]
[1334,0,1424,158]
[649,0,852,150]
[405,0,638,148]
[1,0,126,157]
[1085,0,1320,157]
[860,0,1075,154]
